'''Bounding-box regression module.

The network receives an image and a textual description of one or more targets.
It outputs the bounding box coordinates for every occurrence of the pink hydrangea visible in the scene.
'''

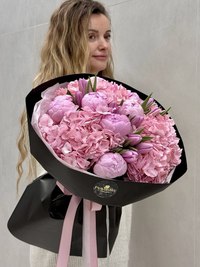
[127,113,182,183]
[39,109,124,170]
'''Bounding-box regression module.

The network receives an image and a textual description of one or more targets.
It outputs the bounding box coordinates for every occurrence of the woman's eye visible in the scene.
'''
[105,34,111,41]
[88,34,97,41]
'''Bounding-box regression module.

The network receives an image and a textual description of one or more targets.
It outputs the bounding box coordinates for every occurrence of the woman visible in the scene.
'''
[17,1,132,266]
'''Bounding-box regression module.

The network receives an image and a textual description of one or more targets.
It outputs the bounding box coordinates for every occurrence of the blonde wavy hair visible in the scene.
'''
[17,0,114,189]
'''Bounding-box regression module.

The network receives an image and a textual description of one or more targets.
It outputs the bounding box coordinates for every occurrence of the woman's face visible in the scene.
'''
[87,14,112,74]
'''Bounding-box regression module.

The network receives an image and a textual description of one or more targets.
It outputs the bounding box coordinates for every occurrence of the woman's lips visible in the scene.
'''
[93,55,108,61]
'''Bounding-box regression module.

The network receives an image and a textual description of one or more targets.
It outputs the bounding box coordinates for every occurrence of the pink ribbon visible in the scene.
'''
[56,182,102,267]
[83,200,102,267]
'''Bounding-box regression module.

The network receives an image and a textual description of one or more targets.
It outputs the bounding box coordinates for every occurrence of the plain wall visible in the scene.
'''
[0,0,199,266]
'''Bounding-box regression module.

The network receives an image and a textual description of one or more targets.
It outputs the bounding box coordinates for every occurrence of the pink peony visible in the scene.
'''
[47,95,78,123]
[81,91,108,111]
[93,153,127,178]
[100,114,132,137]
[95,78,132,105]
[118,99,144,120]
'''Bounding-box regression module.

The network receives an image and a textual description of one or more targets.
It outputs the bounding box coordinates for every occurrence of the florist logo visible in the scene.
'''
[93,181,118,198]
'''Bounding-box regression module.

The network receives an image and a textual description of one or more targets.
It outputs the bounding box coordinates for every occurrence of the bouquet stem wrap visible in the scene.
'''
[8,173,121,259]
[56,182,102,267]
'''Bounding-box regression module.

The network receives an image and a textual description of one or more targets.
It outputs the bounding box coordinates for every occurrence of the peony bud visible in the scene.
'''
[146,97,154,107]
[131,116,144,128]
[74,91,83,107]
[78,78,88,94]
[149,107,162,116]
[136,142,153,154]
[126,134,142,146]
[121,150,138,163]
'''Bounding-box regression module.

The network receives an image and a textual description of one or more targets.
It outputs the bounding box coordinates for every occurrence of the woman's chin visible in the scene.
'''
[87,62,108,74]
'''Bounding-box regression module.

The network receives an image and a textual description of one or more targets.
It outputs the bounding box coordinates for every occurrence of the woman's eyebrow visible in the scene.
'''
[88,29,111,33]
[88,29,99,33]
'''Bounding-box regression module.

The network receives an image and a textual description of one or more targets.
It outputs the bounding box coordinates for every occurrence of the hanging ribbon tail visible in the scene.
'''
[56,182,81,267]
[82,200,102,267]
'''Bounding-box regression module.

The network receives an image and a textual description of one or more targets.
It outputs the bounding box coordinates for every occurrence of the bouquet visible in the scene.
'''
[8,74,187,267]
[32,76,182,184]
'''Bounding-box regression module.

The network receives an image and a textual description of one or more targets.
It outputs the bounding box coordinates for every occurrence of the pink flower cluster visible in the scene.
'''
[33,77,182,184]
[127,113,182,183]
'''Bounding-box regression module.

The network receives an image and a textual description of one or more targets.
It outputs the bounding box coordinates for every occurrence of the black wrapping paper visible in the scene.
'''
[8,173,121,257]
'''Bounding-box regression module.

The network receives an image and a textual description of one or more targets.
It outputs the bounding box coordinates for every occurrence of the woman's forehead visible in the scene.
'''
[88,14,111,31]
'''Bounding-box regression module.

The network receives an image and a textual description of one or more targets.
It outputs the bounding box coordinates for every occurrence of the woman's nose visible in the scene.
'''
[98,37,108,49]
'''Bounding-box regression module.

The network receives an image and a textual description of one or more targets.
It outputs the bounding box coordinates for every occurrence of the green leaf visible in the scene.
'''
[123,140,131,147]
[160,107,171,115]
[141,93,153,112]
[129,147,138,151]
[67,89,75,103]
[134,128,144,135]
[112,147,123,153]
[120,99,124,106]
[141,136,153,142]
[92,75,97,92]
[86,75,97,93]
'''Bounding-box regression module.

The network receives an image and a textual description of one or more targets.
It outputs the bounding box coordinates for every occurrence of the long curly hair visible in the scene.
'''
[17,0,114,189]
